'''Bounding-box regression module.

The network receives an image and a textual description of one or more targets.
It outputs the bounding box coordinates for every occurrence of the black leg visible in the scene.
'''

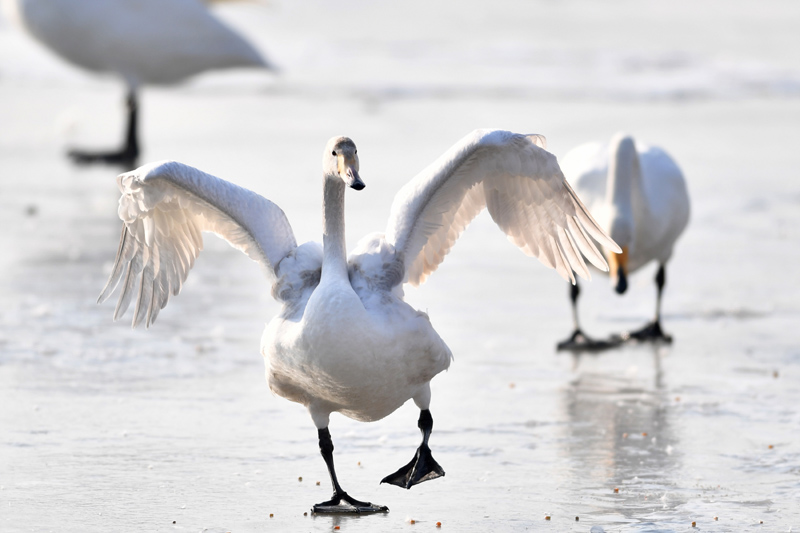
[381,409,445,489]
[312,428,388,514]
[655,264,666,324]
[68,90,140,168]
[570,280,581,330]
[557,281,621,352]
[625,264,672,343]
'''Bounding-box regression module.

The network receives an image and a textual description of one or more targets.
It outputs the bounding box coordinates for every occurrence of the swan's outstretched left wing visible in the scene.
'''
[98,161,296,327]
[385,129,620,286]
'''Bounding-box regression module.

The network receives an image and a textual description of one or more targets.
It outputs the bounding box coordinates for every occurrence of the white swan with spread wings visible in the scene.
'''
[99,129,619,513]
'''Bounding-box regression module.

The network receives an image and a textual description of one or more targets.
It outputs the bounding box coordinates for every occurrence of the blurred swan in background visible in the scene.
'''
[2,0,271,166]
[557,133,690,351]
[98,129,618,513]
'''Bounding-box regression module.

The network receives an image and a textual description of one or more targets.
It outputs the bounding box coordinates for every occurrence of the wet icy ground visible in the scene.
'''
[1,1,800,532]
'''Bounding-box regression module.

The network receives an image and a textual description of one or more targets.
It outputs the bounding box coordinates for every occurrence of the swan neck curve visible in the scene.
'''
[321,175,348,281]
[605,135,637,247]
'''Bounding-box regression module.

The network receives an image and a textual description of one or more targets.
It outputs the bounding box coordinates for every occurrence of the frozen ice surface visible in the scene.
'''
[1,1,800,532]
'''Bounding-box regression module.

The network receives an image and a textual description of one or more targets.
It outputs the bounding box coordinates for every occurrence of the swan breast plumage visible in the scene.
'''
[266,233,452,424]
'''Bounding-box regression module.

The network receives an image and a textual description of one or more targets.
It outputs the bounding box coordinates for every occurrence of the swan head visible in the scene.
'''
[323,136,364,190]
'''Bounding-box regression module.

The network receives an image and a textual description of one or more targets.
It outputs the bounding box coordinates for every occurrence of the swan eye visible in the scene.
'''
[354,150,357,154]
[332,150,337,156]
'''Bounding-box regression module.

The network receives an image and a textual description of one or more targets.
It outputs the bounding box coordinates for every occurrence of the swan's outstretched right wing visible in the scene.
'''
[98,161,296,328]
[385,129,620,287]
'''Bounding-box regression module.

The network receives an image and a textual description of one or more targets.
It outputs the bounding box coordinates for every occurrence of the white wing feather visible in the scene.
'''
[98,160,296,327]
[385,129,620,286]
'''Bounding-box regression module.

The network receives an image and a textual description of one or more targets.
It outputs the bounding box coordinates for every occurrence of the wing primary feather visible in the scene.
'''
[98,224,132,304]
[146,279,158,328]
[132,266,146,327]
[132,248,153,328]
[114,250,143,321]
[564,181,621,253]
[563,227,591,281]
[568,216,608,271]
[557,227,589,281]
[552,234,575,284]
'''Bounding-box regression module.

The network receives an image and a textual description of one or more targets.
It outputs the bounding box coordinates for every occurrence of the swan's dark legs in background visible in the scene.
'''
[626,264,672,342]
[557,281,620,352]
[68,90,140,168]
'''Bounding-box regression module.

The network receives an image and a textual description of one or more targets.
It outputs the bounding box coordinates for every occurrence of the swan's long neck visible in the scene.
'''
[605,134,638,247]
[321,176,348,282]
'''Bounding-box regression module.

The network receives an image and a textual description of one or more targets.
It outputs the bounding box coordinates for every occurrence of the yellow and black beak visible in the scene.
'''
[608,246,629,294]
[338,154,364,190]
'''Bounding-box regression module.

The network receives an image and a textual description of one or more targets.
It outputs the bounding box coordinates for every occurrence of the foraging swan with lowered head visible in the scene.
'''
[99,129,619,513]
[556,133,690,351]
[1,0,270,166]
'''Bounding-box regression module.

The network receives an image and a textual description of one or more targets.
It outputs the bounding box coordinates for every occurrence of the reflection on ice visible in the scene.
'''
[564,346,685,522]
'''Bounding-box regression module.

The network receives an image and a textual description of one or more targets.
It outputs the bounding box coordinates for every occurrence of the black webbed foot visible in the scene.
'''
[382,409,444,489]
[615,320,673,344]
[67,147,138,168]
[557,329,623,352]
[313,427,388,514]
[312,492,388,514]
[381,442,445,489]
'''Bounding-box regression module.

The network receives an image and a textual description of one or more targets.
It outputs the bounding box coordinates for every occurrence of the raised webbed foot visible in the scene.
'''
[381,442,445,489]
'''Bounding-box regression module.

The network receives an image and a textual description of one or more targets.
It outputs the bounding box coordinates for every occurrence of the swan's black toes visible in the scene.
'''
[557,329,622,352]
[312,492,388,514]
[67,148,138,167]
[621,321,673,344]
[381,443,445,489]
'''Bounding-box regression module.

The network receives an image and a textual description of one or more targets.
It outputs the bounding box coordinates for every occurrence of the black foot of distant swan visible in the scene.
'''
[68,146,139,167]
[557,328,623,352]
[557,282,622,352]
[617,320,673,344]
[312,428,388,514]
[67,92,140,168]
[381,409,445,489]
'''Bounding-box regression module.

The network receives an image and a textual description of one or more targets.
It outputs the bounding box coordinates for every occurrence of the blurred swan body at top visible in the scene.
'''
[557,132,690,351]
[2,0,270,166]
[98,129,618,512]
